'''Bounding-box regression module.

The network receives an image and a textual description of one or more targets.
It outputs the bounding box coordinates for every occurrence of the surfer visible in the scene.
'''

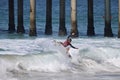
[60,33,78,58]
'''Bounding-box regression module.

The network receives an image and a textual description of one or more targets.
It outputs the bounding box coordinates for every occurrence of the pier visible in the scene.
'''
[0,0,119,37]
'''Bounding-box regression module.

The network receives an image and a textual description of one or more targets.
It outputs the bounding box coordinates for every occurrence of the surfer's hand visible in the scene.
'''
[75,48,78,49]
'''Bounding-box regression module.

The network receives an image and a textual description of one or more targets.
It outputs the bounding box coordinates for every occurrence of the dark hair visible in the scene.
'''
[68,38,72,42]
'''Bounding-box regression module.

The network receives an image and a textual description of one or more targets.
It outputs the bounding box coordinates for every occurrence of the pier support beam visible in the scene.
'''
[59,0,67,36]
[8,0,15,33]
[45,0,52,35]
[118,0,120,38]
[29,0,37,36]
[70,0,79,37]
[17,0,25,33]
[104,0,113,37]
[87,0,95,36]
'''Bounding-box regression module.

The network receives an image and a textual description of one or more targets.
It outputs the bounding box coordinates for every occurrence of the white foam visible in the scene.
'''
[0,38,120,75]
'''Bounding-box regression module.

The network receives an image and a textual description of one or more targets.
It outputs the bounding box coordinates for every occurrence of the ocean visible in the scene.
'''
[0,0,120,80]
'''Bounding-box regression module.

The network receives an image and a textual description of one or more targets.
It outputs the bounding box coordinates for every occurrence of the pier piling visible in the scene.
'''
[8,0,15,33]
[118,0,120,38]
[17,0,25,33]
[104,0,113,37]
[70,0,79,37]
[87,0,95,36]
[59,0,67,36]
[45,0,52,35]
[29,0,37,36]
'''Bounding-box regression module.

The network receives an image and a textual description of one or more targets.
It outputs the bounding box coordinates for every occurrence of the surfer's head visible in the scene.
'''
[71,32,75,36]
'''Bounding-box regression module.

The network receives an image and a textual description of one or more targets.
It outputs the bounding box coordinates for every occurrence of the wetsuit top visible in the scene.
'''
[62,40,77,49]
[63,40,71,47]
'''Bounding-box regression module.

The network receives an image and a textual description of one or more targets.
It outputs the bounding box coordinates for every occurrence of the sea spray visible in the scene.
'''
[0,38,120,80]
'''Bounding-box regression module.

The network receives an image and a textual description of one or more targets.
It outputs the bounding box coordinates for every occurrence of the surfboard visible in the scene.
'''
[53,40,72,58]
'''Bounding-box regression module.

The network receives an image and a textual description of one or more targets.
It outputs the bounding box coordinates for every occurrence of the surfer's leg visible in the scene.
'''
[66,48,69,53]
[68,54,72,58]
[66,47,72,58]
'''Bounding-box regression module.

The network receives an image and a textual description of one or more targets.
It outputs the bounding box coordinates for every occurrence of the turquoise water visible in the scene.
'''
[0,0,120,80]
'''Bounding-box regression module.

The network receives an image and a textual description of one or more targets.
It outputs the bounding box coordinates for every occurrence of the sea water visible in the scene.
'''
[0,0,120,80]
[0,37,120,80]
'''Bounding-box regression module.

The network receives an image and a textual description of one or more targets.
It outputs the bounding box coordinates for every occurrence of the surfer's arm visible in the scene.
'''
[59,42,65,47]
[69,44,78,49]
[67,35,72,39]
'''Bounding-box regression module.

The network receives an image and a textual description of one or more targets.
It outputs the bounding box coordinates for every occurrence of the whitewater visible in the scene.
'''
[0,37,120,80]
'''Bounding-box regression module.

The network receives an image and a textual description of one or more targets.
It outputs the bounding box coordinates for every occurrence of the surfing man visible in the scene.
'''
[60,33,78,58]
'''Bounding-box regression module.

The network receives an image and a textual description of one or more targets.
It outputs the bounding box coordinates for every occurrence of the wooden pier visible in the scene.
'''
[5,0,120,37]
